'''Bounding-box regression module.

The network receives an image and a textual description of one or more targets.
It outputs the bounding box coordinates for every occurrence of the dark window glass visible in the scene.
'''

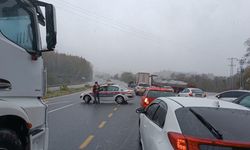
[146,103,159,120]
[138,83,150,87]
[182,88,189,93]
[180,89,186,93]
[239,96,250,108]
[0,0,36,52]
[107,86,119,91]
[152,102,167,128]
[99,86,107,91]
[147,90,175,98]
[175,107,250,142]
[191,89,204,93]
[220,91,248,98]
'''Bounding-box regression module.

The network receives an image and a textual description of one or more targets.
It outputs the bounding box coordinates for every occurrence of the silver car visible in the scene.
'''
[178,88,206,97]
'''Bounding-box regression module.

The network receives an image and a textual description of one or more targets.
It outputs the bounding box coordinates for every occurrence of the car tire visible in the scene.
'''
[115,96,125,104]
[0,129,23,150]
[83,95,91,104]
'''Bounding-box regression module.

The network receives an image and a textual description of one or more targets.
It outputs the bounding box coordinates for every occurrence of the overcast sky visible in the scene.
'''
[43,0,250,76]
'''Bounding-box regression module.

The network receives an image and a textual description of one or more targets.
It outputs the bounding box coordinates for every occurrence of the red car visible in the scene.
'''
[140,87,176,108]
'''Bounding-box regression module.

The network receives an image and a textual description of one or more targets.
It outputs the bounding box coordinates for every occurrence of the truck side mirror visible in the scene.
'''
[35,1,57,51]
[45,4,57,50]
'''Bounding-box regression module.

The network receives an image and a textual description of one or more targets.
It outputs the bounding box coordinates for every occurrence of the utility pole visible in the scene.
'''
[228,58,238,89]
[238,58,246,89]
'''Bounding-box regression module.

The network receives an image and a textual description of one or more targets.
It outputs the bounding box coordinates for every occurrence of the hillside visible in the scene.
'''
[43,52,93,86]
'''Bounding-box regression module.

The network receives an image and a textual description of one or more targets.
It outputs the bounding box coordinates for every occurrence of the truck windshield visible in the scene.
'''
[0,0,37,53]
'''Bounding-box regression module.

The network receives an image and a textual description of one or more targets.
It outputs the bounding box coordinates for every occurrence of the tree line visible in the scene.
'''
[114,72,232,92]
[43,52,93,86]
[114,38,250,92]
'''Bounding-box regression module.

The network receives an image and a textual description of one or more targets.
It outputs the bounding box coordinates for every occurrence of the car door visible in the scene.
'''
[106,86,120,101]
[140,103,159,149]
[99,86,108,101]
[143,102,168,150]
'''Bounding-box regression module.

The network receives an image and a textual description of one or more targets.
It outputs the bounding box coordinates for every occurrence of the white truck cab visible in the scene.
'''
[0,0,56,149]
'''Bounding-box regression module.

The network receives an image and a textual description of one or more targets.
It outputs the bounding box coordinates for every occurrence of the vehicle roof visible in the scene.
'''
[101,84,119,87]
[219,89,250,93]
[160,97,249,110]
[187,88,202,90]
[138,82,149,85]
[147,86,173,91]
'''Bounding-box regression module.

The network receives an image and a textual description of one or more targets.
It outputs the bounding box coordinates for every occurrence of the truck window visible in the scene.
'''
[0,0,37,53]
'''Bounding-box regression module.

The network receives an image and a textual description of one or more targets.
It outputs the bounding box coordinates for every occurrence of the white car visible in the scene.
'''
[213,90,250,102]
[178,88,206,97]
[80,84,134,104]
[137,97,250,150]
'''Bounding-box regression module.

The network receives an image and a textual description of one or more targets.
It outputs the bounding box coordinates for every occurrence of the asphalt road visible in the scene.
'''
[47,92,141,150]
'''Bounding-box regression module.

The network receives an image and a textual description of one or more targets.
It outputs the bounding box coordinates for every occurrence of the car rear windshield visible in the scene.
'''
[147,90,175,98]
[175,107,250,142]
[139,84,150,87]
[191,89,203,93]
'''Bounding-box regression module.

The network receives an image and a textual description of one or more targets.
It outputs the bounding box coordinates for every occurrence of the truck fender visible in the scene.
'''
[0,101,30,125]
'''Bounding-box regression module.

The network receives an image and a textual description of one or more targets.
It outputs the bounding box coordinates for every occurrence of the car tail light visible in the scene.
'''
[144,98,150,105]
[168,132,250,150]
[168,132,189,150]
[189,92,193,96]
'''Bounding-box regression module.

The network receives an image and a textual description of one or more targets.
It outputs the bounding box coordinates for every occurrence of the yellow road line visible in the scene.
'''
[108,113,113,118]
[98,121,107,128]
[113,107,118,111]
[79,135,94,149]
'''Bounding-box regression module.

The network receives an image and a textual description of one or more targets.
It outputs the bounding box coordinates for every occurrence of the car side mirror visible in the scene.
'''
[216,95,221,99]
[136,107,146,114]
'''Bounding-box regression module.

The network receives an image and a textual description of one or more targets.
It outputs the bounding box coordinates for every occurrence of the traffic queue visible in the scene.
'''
[133,82,250,150]
[79,76,250,150]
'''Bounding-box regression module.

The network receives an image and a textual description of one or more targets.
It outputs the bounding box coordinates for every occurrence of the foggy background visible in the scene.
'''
[42,0,250,76]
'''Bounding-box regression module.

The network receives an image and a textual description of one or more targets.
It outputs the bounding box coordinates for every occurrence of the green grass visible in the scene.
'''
[44,86,89,100]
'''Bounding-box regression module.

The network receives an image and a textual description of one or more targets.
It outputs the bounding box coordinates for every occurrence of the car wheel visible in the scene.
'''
[0,129,23,150]
[83,95,91,104]
[115,96,125,104]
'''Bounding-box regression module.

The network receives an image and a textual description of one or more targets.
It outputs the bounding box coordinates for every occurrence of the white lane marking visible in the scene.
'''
[48,102,79,113]
[47,101,73,105]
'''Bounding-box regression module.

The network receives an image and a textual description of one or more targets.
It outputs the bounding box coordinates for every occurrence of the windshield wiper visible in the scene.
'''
[189,108,223,140]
